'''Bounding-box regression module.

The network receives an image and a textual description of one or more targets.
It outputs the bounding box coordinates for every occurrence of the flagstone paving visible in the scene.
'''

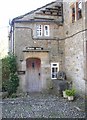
[1,93,86,118]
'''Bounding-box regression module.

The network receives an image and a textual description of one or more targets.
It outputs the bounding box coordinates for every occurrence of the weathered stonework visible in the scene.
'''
[9,0,86,95]
[63,1,86,95]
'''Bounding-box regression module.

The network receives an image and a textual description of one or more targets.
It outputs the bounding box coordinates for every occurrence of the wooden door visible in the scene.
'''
[26,58,41,92]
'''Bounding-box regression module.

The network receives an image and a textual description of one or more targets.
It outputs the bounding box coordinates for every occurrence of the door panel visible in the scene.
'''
[26,58,41,92]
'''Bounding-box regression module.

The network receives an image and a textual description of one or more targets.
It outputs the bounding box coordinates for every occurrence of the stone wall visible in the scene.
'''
[14,22,64,71]
[63,1,86,95]
[10,1,86,94]
[13,18,64,92]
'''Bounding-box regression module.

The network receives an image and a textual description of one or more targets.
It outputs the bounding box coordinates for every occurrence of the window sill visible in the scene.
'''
[77,17,82,21]
[33,36,52,40]
[71,17,82,24]
[51,78,57,80]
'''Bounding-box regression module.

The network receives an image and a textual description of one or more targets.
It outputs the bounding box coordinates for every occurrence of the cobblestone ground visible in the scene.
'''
[2,93,86,118]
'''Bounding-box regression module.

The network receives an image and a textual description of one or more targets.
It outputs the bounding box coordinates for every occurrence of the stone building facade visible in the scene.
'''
[9,0,87,95]
[63,0,87,95]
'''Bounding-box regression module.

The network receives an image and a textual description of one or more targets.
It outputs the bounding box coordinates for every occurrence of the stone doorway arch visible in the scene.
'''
[20,49,51,93]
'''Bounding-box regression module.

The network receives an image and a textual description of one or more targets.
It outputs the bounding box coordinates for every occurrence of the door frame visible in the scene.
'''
[26,57,41,92]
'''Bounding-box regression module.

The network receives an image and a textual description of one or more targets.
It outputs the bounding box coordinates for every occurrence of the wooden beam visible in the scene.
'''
[41,10,62,15]
[46,9,62,13]
[41,10,50,13]
[55,5,61,8]
[46,7,62,11]
[35,12,62,16]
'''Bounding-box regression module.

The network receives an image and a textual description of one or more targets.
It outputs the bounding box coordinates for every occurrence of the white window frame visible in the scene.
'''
[77,0,82,20]
[51,63,59,79]
[36,25,43,37]
[44,25,49,36]
[36,24,50,37]
[78,0,82,9]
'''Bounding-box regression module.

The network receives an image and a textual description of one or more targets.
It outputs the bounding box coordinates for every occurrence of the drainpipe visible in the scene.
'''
[61,3,64,24]
[12,24,14,55]
[10,20,15,55]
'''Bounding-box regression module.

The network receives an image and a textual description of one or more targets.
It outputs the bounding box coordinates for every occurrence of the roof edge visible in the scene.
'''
[12,1,56,24]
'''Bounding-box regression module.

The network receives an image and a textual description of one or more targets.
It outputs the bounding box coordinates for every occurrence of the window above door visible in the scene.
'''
[36,25,43,37]
[44,25,50,36]
[36,24,50,37]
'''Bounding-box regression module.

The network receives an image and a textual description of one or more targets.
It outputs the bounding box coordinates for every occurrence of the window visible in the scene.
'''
[70,1,82,23]
[36,25,50,37]
[51,63,59,79]
[71,4,75,23]
[76,0,82,19]
[36,25,43,36]
[44,25,49,36]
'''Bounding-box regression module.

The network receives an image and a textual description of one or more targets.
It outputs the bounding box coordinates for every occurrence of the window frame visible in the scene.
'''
[44,25,50,37]
[76,0,82,20]
[36,25,43,37]
[70,1,82,23]
[51,63,59,79]
[36,24,50,37]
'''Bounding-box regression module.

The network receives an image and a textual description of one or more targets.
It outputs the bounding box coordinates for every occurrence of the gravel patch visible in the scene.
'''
[2,94,86,118]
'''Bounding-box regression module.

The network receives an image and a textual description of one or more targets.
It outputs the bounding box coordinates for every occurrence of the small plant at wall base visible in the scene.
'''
[2,54,19,97]
[65,89,75,96]
[65,89,75,101]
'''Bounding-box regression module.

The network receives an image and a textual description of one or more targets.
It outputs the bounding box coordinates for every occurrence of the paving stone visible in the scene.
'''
[2,94,86,118]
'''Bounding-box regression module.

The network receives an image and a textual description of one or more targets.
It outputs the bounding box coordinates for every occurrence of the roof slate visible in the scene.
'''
[12,1,56,22]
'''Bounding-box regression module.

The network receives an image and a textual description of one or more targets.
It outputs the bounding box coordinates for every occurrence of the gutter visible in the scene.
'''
[12,19,63,25]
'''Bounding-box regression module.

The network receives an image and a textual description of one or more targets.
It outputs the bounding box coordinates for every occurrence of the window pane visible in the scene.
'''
[55,67,58,72]
[52,68,54,72]
[44,25,49,36]
[72,7,75,23]
[70,4,75,23]
[45,26,48,30]
[72,7,75,13]
[78,1,82,9]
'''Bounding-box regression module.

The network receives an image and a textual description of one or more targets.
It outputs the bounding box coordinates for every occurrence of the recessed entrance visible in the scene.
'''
[26,58,41,92]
